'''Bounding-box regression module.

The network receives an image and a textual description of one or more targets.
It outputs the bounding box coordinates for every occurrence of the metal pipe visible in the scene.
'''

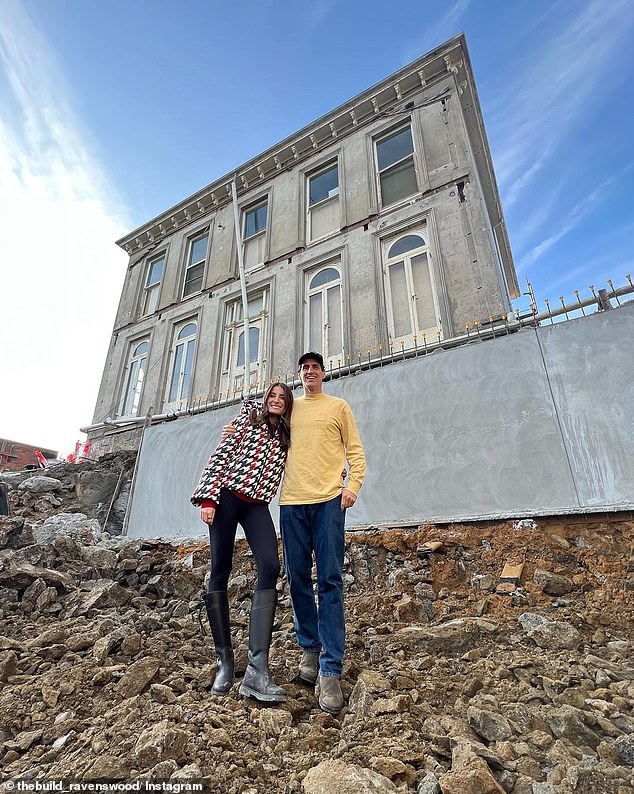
[80,406,184,433]
[231,175,250,391]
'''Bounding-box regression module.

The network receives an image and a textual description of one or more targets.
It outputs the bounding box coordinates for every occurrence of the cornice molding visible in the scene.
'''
[117,35,470,254]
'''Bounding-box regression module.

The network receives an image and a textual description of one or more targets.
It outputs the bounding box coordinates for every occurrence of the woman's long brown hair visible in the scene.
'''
[250,382,293,451]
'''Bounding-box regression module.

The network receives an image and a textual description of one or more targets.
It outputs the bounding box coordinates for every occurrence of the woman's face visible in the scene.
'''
[266,385,287,416]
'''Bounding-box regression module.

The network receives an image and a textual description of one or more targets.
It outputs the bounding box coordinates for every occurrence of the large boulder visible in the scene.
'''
[17,476,62,494]
[0,516,34,549]
[302,759,397,793]
[134,720,190,767]
[34,513,103,545]
[76,470,120,517]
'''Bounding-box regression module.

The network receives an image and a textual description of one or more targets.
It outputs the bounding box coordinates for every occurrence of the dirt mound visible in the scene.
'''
[0,451,136,534]
[0,504,632,792]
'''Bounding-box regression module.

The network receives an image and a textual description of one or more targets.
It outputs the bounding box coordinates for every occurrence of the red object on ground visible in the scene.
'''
[34,450,47,469]
[68,440,92,464]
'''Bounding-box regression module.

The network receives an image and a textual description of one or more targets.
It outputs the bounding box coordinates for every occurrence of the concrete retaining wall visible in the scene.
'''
[126,303,634,539]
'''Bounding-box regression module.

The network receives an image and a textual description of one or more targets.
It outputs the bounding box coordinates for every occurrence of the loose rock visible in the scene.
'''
[0,470,631,794]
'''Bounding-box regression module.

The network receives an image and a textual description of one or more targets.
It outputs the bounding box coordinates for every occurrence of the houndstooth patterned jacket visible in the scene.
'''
[191,400,287,507]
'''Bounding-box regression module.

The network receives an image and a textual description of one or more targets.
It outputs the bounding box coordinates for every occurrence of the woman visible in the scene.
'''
[191,382,293,702]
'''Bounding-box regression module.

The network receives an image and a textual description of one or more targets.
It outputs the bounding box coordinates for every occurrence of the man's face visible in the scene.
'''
[299,359,325,392]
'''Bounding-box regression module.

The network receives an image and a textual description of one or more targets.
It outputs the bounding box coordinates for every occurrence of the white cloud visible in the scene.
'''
[490,0,634,203]
[518,172,617,271]
[539,261,597,297]
[510,176,566,254]
[0,0,130,455]
[539,252,634,296]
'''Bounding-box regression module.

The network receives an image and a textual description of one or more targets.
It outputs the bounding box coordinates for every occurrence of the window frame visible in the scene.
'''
[139,252,165,317]
[382,230,440,348]
[304,263,344,368]
[306,161,340,243]
[166,319,198,406]
[219,287,270,395]
[374,123,419,208]
[120,338,150,417]
[242,198,269,272]
[182,232,209,298]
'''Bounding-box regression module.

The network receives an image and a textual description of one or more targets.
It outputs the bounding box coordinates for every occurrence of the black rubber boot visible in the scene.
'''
[239,589,286,702]
[203,590,234,695]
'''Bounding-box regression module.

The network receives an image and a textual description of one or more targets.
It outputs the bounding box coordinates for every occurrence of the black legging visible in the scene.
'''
[207,489,280,592]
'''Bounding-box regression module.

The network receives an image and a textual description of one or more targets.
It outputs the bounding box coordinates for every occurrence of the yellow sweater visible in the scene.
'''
[279,392,366,505]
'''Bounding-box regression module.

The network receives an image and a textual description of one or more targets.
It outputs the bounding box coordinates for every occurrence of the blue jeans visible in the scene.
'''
[280,495,346,677]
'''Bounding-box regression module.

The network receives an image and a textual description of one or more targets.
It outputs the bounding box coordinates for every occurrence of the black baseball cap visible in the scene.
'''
[297,351,325,371]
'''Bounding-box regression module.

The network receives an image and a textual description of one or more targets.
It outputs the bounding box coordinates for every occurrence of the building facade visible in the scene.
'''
[87,34,518,453]
[0,439,58,472]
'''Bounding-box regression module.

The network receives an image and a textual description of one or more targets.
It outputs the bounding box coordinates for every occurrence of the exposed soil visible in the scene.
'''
[0,457,632,793]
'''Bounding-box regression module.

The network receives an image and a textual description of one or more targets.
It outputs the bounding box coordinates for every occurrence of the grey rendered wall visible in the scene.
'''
[126,303,634,539]
[537,308,633,507]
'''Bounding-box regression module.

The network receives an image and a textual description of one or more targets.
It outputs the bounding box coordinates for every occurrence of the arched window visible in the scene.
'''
[121,340,149,416]
[383,231,439,346]
[306,265,343,365]
[387,234,426,258]
[167,321,197,404]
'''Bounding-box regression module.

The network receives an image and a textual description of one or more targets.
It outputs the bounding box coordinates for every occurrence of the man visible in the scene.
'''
[279,351,366,715]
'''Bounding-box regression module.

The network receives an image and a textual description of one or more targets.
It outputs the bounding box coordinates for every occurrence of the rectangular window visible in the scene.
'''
[376,125,418,207]
[244,203,267,238]
[220,289,269,394]
[182,234,208,298]
[307,163,339,241]
[309,164,339,205]
[242,200,268,270]
[140,254,164,316]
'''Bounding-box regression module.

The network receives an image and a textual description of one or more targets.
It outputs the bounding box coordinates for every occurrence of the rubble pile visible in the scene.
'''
[0,451,136,536]
[0,461,632,793]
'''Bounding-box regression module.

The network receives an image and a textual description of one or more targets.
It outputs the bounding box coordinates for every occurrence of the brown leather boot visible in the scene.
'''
[318,675,344,715]
[298,650,320,685]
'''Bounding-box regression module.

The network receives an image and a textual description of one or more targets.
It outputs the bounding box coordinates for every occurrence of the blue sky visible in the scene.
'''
[1,0,633,453]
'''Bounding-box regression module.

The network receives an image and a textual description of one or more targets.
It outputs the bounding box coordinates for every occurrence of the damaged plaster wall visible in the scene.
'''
[126,303,634,539]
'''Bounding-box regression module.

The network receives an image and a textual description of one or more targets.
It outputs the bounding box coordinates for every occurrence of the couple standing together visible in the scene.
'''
[191,352,366,715]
